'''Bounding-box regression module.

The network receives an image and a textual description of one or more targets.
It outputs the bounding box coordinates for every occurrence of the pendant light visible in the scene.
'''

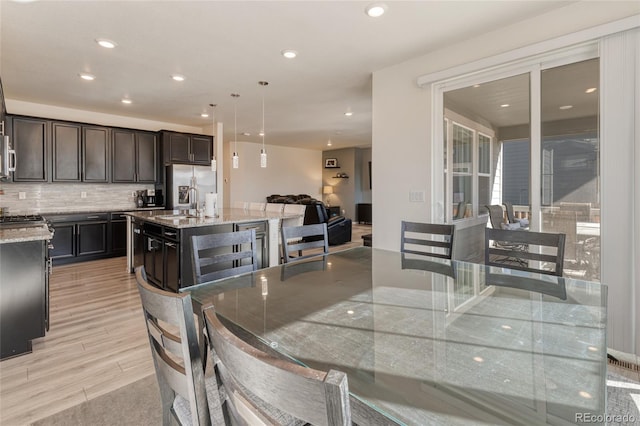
[231,93,240,169]
[258,81,268,168]
[209,103,217,172]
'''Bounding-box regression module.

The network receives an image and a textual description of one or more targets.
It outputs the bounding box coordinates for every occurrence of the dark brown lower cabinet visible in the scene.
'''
[47,212,121,265]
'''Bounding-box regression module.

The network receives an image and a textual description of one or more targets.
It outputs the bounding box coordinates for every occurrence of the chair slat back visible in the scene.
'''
[400,221,455,260]
[191,229,258,284]
[135,267,210,425]
[485,228,566,276]
[203,305,350,426]
[282,204,307,228]
[281,223,329,263]
[232,201,248,210]
[249,202,266,212]
[265,202,284,213]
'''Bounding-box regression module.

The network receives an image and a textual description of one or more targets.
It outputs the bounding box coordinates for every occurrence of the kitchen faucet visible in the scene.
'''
[187,186,199,212]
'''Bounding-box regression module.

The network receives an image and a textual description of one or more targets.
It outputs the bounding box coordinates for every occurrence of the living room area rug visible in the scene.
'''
[31,375,161,426]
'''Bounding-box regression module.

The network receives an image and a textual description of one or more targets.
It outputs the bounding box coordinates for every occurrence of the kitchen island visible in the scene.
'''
[0,224,53,359]
[125,208,302,291]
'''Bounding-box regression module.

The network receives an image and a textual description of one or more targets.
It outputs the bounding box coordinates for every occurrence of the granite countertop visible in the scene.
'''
[0,225,53,244]
[126,208,302,229]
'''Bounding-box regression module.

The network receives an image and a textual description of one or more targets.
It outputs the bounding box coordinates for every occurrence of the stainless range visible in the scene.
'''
[0,213,53,359]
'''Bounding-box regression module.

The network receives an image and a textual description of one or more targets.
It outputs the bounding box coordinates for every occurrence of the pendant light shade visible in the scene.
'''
[231,93,240,169]
[259,81,268,168]
[209,103,217,172]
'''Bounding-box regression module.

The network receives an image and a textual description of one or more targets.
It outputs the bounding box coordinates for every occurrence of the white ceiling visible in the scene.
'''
[1,1,575,151]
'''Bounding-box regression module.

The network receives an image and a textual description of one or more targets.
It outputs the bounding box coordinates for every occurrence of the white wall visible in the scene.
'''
[372,3,640,354]
[227,141,322,205]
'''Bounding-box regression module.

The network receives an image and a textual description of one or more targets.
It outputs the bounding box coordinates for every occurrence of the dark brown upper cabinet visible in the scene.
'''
[10,116,49,182]
[52,122,109,182]
[161,130,212,166]
[112,129,157,183]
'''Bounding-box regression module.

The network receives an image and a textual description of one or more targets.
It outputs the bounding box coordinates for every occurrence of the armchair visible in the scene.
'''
[300,200,352,246]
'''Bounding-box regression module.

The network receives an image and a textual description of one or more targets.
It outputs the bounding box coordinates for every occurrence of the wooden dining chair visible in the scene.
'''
[191,229,258,284]
[401,253,456,278]
[265,202,285,213]
[248,202,266,212]
[232,201,248,210]
[485,228,566,276]
[281,223,329,263]
[135,266,224,425]
[400,221,455,260]
[202,304,351,426]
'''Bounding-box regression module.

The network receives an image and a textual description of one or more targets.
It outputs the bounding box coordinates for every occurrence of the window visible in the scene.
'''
[442,112,494,220]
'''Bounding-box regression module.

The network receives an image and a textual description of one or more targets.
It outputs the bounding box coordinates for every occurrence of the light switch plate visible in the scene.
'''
[409,190,425,202]
[81,191,87,199]
[18,192,26,200]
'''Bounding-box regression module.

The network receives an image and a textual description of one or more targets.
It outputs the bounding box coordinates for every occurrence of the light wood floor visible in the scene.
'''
[0,224,371,425]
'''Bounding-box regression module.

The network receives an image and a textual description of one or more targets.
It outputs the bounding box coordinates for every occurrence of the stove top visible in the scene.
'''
[0,214,48,229]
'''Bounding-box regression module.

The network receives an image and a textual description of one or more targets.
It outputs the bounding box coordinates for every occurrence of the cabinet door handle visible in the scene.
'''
[165,242,177,248]
[7,147,16,172]
[164,231,177,237]
[86,215,100,219]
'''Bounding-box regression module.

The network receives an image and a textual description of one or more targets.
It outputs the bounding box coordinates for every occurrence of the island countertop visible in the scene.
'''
[125,208,300,229]
[0,225,54,244]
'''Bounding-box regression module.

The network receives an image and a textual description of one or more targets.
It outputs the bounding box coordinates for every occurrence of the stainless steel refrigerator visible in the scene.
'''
[165,164,216,210]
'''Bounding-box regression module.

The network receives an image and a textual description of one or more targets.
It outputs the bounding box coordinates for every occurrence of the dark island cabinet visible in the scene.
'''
[9,116,49,182]
[52,122,109,182]
[112,129,157,183]
[161,130,212,166]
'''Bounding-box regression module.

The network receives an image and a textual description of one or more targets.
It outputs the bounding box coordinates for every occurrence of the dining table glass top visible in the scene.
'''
[184,246,608,425]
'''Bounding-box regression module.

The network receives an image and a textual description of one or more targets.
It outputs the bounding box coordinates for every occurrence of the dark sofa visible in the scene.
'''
[266,194,352,246]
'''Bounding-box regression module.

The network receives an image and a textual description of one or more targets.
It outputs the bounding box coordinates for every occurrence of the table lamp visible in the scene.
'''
[323,185,333,206]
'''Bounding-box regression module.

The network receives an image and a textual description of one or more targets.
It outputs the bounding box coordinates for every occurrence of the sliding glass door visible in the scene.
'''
[539,58,600,281]
[436,46,600,280]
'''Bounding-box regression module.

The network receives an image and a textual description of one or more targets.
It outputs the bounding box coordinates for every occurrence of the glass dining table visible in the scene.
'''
[183,246,608,425]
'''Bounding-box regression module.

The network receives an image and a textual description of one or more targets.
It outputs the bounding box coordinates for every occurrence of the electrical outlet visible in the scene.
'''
[81,191,87,199]
[132,191,137,197]
[18,192,26,200]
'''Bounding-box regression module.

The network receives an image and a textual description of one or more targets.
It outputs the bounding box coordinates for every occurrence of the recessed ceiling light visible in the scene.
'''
[500,104,510,108]
[365,3,387,17]
[281,49,298,59]
[242,132,251,136]
[501,325,512,330]
[95,38,117,49]
[585,87,597,94]
[121,99,132,104]
[579,391,592,399]
[473,356,484,363]
[171,74,185,82]
[201,113,209,118]
[259,131,265,137]
[78,73,95,81]
[473,84,481,88]
[559,105,573,110]
[344,111,353,117]
[327,140,332,146]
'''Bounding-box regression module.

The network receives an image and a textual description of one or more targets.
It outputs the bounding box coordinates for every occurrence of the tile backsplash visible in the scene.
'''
[0,183,155,214]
